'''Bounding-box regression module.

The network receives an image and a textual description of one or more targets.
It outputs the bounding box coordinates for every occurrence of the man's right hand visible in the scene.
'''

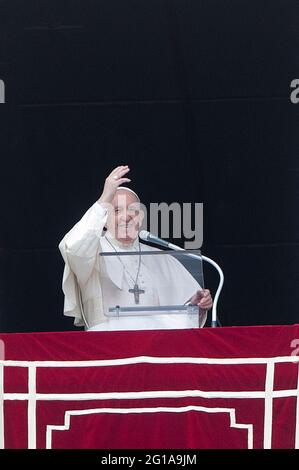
[98,165,131,204]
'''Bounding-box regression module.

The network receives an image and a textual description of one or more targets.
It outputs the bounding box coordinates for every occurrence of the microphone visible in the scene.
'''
[139,230,200,257]
[139,230,171,249]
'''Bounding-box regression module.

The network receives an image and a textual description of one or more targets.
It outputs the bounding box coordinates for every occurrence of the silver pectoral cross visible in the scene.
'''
[129,284,145,304]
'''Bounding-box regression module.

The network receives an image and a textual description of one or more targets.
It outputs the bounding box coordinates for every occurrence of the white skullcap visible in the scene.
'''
[116,186,140,202]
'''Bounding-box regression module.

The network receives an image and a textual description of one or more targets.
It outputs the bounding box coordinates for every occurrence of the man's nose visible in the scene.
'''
[120,210,133,221]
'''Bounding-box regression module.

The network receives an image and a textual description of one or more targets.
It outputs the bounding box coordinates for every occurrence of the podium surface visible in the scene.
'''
[0,324,298,449]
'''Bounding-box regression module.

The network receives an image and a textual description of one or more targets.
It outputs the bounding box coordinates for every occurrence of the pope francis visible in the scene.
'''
[59,165,213,330]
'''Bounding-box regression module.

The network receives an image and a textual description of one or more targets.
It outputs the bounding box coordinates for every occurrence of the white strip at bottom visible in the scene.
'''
[263,362,274,449]
[295,363,299,449]
[46,405,253,450]
[0,365,4,449]
[28,366,37,449]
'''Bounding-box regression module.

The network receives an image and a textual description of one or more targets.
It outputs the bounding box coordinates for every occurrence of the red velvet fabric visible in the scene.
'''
[1,325,298,449]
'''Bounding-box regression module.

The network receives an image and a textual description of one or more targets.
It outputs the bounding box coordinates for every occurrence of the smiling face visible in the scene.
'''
[105,189,144,244]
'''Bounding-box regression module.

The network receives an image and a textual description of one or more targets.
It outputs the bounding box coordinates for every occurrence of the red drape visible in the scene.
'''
[0,325,298,449]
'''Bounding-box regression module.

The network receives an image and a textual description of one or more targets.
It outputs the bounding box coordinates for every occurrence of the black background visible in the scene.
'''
[0,0,298,332]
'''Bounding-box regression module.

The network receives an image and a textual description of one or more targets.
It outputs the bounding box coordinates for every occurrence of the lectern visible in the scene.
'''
[88,249,206,331]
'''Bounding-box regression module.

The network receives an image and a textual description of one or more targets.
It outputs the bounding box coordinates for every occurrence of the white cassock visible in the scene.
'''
[59,202,207,331]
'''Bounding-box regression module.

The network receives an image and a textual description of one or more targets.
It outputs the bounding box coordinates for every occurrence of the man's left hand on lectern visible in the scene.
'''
[189,289,213,310]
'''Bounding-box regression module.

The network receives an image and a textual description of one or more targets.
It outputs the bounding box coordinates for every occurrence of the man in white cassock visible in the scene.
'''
[59,165,213,331]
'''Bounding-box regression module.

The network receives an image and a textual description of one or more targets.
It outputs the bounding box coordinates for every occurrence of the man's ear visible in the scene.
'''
[139,209,145,224]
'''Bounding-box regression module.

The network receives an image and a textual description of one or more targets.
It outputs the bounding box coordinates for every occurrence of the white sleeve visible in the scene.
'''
[59,202,108,285]
[154,254,207,328]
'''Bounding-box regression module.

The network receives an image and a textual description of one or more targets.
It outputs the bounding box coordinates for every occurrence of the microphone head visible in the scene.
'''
[139,230,150,241]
